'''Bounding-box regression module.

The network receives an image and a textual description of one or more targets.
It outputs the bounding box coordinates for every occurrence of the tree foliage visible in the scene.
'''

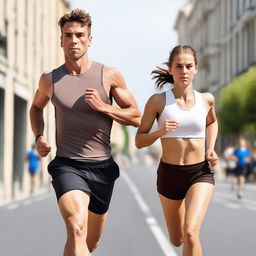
[219,67,256,135]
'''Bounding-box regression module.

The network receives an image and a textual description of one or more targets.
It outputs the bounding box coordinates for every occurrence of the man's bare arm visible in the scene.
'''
[29,73,52,156]
[85,67,141,127]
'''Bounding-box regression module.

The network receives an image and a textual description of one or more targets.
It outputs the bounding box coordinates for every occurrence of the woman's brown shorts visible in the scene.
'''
[157,160,215,200]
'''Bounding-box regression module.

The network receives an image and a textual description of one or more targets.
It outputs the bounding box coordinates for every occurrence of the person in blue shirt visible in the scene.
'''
[26,144,40,194]
[233,138,251,199]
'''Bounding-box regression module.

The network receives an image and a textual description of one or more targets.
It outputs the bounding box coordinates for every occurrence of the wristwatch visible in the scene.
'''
[35,134,42,144]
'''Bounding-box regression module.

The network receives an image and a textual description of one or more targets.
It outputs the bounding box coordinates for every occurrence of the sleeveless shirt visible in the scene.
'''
[51,61,113,160]
[157,89,207,138]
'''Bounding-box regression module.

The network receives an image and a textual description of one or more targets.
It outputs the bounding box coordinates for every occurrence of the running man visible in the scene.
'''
[26,144,40,194]
[29,9,140,256]
[233,138,251,199]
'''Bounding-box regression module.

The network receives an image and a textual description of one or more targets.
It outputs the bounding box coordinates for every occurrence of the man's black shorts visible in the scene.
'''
[234,165,246,176]
[48,156,120,214]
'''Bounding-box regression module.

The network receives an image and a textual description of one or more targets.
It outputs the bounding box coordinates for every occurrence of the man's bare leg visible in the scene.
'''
[59,190,91,256]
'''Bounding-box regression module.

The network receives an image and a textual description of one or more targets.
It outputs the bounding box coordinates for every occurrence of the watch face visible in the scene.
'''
[35,134,42,143]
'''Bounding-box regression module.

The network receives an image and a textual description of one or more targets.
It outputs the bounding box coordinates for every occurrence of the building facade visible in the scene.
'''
[175,0,256,95]
[0,0,70,202]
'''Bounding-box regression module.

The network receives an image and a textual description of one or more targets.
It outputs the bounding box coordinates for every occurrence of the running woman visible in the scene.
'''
[135,45,218,256]
[30,9,140,256]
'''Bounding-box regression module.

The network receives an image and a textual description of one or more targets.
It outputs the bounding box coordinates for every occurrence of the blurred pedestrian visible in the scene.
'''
[29,9,140,256]
[233,138,251,199]
[223,144,236,190]
[249,140,256,182]
[135,45,218,256]
[26,144,40,194]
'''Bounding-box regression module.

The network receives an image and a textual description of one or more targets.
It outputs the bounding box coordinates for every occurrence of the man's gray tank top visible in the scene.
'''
[51,61,113,160]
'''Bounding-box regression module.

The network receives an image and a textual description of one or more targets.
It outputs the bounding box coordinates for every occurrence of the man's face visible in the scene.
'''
[61,21,92,61]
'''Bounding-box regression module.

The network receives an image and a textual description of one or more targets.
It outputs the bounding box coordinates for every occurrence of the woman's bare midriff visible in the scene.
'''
[160,138,206,165]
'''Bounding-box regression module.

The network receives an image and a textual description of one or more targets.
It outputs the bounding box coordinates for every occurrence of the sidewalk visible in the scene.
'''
[0,186,52,208]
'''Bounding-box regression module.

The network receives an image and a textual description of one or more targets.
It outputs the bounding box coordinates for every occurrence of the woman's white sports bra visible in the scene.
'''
[157,89,207,138]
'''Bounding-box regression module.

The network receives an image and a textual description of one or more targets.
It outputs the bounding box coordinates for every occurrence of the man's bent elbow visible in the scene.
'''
[129,108,141,127]
[123,116,140,127]
[132,117,141,127]
[135,137,143,149]
[135,144,143,149]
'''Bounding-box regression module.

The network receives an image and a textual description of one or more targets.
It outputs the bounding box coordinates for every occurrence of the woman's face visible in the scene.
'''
[169,52,197,87]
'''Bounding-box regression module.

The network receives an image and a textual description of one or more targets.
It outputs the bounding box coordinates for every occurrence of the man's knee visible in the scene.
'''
[88,241,99,253]
[66,213,87,239]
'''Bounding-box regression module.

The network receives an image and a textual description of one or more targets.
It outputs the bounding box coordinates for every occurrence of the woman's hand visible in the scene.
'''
[159,120,179,136]
[206,149,218,167]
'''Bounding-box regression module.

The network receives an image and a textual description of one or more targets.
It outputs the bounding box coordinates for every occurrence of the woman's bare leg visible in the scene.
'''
[158,193,185,247]
[183,183,214,256]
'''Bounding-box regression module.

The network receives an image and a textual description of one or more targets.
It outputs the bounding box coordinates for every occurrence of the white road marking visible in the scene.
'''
[214,191,256,205]
[34,193,51,202]
[213,191,256,212]
[6,203,19,210]
[3,191,51,210]
[216,182,256,191]
[212,197,225,204]
[244,205,256,212]
[225,203,240,209]
[122,171,177,256]
[23,200,32,205]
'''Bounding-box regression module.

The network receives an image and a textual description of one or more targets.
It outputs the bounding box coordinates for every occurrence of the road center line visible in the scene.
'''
[122,171,177,256]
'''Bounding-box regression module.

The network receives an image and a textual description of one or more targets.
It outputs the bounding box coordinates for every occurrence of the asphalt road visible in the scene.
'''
[1,162,256,256]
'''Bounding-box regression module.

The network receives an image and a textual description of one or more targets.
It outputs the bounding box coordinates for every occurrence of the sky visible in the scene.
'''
[71,0,188,111]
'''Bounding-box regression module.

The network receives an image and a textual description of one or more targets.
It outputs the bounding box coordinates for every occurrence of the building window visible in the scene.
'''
[232,0,238,25]
[0,73,5,184]
[0,16,7,58]
[229,40,232,80]
[236,33,239,74]
[24,0,28,76]
[237,0,240,18]
[14,30,18,71]
[248,22,255,65]
[0,0,7,57]
[0,33,7,57]
[13,94,27,191]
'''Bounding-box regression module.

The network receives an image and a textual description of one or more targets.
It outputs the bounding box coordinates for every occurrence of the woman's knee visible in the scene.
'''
[169,235,183,247]
[167,226,184,247]
[183,225,199,244]
[167,228,183,247]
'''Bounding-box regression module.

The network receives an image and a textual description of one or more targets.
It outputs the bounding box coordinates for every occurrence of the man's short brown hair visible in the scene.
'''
[58,9,92,35]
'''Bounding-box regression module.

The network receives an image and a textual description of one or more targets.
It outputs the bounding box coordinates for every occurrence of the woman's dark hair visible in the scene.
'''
[151,45,197,89]
[58,9,92,35]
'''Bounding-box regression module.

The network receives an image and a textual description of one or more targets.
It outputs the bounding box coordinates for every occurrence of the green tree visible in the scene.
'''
[219,66,256,135]
[241,67,256,132]
[219,89,243,134]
